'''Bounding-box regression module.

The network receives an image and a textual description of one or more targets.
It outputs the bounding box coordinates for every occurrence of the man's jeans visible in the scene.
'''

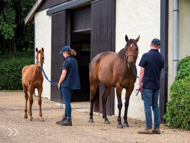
[61,87,73,119]
[142,88,160,129]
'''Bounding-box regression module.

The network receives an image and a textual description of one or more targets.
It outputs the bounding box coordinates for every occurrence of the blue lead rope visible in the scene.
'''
[42,68,63,109]
[132,67,140,96]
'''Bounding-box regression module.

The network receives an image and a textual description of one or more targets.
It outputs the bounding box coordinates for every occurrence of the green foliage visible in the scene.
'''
[0,0,36,54]
[0,50,34,90]
[175,56,190,80]
[164,56,190,130]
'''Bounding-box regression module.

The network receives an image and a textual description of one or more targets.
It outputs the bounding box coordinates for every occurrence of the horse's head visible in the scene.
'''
[35,47,44,71]
[124,35,140,68]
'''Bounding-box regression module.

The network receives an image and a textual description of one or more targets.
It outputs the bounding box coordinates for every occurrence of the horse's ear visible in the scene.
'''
[41,47,44,52]
[125,35,129,42]
[136,35,140,42]
[36,48,38,52]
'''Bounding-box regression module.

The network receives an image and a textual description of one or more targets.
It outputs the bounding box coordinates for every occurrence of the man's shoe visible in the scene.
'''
[153,128,161,134]
[138,128,153,134]
[59,119,72,126]
[56,117,67,125]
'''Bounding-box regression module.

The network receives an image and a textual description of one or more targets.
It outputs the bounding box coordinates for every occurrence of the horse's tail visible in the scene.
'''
[89,55,101,112]
[93,85,100,112]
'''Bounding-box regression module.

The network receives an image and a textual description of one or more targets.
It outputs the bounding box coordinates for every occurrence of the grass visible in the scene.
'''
[0,90,23,92]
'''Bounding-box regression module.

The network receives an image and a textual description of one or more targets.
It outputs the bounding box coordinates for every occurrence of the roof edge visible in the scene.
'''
[24,0,45,24]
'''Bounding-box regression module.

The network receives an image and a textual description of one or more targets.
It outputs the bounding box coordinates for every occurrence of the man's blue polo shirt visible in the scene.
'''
[139,49,164,89]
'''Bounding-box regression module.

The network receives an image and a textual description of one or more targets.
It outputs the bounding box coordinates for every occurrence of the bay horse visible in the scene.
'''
[89,35,140,128]
[22,48,44,122]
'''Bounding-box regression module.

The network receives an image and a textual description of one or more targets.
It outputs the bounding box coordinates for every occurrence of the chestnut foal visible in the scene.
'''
[22,48,44,122]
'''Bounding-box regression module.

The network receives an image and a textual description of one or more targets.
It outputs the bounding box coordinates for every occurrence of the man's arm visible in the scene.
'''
[58,70,67,89]
[138,67,145,93]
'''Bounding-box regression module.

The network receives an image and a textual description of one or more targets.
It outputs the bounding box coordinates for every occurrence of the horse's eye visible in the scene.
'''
[135,48,138,51]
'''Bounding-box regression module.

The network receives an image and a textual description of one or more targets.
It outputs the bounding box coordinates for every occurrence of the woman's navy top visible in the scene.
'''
[61,56,81,90]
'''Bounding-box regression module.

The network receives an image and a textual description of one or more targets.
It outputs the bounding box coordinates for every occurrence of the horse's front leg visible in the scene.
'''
[123,86,134,127]
[23,84,28,118]
[116,85,123,128]
[102,86,112,124]
[28,86,34,121]
[38,86,44,122]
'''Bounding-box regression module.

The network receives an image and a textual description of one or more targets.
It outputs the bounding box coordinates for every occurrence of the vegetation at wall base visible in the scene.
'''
[0,50,33,90]
[164,56,190,130]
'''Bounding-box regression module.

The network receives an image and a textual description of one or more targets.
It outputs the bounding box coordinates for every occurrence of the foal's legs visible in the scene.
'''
[89,82,99,123]
[116,85,123,128]
[37,86,44,122]
[23,84,28,118]
[28,86,34,121]
[123,86,134,127]
[102,86,112,124]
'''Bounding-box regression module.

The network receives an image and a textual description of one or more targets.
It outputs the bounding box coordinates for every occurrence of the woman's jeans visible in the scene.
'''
[142,88,160,129]
[61,87,73,119]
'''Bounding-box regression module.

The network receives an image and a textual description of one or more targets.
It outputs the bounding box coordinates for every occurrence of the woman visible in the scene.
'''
[56,46,81,126]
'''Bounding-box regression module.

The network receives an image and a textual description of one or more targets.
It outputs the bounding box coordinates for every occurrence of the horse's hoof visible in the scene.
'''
[104,120,111,124]
[117,124,123,129]
[28,119,32,121]
[41,119,44,122]
[123,123,129,127]
[24,116,27,119]
[88,119,94,123]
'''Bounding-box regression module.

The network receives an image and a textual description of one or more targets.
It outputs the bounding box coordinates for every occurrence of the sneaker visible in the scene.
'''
[153,128,161,134]
[56,117,67,125]
[138,128,153,134]
[59,119,72,126]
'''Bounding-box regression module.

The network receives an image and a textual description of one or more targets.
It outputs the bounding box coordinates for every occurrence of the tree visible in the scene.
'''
[0,0,35,55]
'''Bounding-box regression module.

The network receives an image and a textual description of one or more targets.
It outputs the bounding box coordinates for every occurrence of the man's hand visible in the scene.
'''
[138,67,145,93]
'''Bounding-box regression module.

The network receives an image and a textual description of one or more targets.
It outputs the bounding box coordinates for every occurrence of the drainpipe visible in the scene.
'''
[173,0,179,80]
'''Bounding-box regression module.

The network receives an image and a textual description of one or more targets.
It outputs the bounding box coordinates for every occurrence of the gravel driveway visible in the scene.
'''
[0,92,189,143]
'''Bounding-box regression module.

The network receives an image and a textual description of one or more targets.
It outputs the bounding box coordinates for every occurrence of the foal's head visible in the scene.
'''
[122,35,140,68]
[35,47,44,70]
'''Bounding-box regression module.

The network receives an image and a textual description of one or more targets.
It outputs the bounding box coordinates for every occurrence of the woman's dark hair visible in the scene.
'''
[67,49,77,57]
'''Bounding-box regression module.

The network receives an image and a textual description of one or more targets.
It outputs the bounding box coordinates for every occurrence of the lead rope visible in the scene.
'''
[42,68,63,109]
[132,67,140,96]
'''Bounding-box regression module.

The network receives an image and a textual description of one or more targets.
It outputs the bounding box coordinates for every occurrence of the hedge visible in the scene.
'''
[0,51,34,90]
[164,56,190,130]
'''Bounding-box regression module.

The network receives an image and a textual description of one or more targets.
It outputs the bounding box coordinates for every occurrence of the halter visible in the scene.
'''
[126,54,137,60]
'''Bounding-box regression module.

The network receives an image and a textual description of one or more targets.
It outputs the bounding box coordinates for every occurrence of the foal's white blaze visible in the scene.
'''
[130,44,133,48]
[38,53,41,62]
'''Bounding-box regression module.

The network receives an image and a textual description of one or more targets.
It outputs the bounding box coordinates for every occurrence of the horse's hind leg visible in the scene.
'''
[28,86,34,121]
[37,86,44,122]
[89,82,99,123]
[23,84,28,119]
[102,86,112,124]
[123,86,134,127]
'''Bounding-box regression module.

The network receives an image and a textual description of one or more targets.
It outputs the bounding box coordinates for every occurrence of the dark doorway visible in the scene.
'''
[71,33,91,102]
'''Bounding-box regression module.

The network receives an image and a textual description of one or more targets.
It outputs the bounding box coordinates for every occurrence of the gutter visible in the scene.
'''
[173,0,179,80]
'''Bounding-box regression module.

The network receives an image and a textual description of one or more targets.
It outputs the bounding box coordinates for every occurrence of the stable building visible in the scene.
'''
[25,0,170,122]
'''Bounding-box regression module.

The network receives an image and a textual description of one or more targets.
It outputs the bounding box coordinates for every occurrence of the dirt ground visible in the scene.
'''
[0,92,189,143]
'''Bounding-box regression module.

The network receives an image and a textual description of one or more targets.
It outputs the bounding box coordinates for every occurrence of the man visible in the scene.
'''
[138,38,164,134]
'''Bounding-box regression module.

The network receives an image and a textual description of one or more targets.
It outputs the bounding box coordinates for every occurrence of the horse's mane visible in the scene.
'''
[118,39,137,60]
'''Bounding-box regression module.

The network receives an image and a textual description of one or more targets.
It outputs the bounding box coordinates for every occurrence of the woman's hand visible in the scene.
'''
[58,83,61,89]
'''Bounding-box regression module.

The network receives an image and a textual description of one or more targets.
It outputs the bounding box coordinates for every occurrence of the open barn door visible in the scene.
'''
[91,0,116,115]
[51,11,66,102]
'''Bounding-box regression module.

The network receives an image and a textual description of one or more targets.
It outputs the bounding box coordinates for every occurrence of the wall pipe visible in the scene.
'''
[173,0,179,80]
